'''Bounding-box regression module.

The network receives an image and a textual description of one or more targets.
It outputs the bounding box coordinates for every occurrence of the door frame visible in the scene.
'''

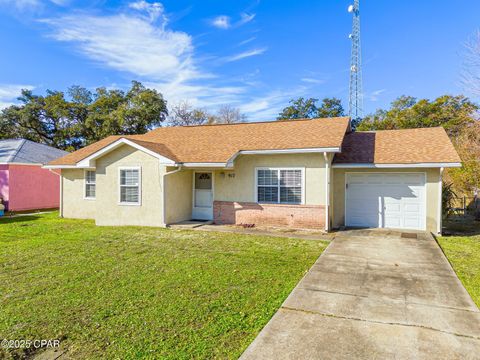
[192,171,214,220]
[344,172,427,230]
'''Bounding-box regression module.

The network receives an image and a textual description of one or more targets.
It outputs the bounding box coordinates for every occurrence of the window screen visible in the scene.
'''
[257,169,302,204]
[119,169,140,204]
[85,170,96,199]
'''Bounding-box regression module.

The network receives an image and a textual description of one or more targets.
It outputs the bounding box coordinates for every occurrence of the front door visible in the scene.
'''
[192,172,213,220]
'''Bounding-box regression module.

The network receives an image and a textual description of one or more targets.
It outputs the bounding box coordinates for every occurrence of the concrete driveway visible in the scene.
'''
[241,230,480,359]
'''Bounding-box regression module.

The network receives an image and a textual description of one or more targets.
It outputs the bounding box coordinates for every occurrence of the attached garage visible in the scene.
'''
[345,173,426,230]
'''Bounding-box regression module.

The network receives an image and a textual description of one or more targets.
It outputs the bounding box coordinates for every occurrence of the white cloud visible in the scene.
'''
[301,77,325,84]
[0,0,67,10]
[0,84,34,109]
[239,86,309,121]
[0,0,39,9]
[237,36,256,46]
[367,89,386,102]
[238,12,255,25]
[224,47,267,62]
[129,0,165,22]
[209,13,255,30]
[41,6,201,83]
[37,2,289,121]
[210,15,231,29]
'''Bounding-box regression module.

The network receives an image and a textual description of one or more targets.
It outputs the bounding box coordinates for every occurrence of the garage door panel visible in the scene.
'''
[384,216,402,228]
[346,173,426,231]
[404,216,422,229]
[349,214,379,227]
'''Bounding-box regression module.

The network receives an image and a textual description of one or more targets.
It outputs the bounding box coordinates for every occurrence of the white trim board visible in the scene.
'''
[78,138,175,168]
[332,162,462,169]
[181,162,226,168]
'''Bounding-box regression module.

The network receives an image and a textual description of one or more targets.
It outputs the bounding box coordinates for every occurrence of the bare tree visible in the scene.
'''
[462,30,480,97]
[169,101,213,126]
[213,104,247,124]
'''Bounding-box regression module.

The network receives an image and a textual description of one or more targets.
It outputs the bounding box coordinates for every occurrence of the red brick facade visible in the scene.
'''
[213,201,326,229]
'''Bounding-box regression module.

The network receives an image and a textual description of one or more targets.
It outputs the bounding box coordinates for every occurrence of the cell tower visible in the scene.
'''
[348,0,363,126]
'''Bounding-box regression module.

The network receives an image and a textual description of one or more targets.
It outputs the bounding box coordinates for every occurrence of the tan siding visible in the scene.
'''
[214,153,327,205]
[61,169,96,219]
[164,169,193,224]
[95,145,163,227]
[332,168,441,233]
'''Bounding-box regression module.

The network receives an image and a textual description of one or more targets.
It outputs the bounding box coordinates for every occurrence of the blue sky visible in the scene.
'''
[0,0,478,121]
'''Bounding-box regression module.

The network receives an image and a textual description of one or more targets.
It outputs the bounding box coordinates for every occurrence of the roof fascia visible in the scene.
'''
[332,162,462,169]
[76,138,176,168]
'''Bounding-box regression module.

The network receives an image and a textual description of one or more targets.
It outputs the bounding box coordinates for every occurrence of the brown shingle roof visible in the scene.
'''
[49,117,350,165]
[333,127,461,165]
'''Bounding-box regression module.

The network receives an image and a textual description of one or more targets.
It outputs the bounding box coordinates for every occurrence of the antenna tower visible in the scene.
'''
[348,0,363,125]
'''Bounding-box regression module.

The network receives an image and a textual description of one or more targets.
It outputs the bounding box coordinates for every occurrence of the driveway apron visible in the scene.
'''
[241,230,480,360]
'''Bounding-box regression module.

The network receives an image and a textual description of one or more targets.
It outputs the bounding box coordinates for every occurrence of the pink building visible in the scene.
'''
[0,139,68,212]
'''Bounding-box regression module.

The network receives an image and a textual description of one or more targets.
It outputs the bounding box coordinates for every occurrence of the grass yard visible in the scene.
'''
[438,219,480,308]
[0,212,327,359]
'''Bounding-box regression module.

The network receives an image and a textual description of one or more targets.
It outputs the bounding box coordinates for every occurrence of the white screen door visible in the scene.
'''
[192,172,213,220]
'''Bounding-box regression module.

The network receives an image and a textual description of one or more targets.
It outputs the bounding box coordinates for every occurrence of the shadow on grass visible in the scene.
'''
[443,216,480,236]
[0,215,41,224]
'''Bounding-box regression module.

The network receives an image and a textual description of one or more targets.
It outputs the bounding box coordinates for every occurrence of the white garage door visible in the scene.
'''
[345,173,426,230]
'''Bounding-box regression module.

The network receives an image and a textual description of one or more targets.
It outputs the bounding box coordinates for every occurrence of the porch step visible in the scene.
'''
[168,220,214,229]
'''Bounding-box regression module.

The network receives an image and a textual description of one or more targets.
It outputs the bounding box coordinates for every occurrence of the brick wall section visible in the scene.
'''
[213,201,325,229]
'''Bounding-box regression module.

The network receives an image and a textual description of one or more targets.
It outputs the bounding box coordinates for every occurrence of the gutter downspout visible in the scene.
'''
[323,152,330,232]
[438,167,444,235]
[49,168,63,218]
[162,165,183,227]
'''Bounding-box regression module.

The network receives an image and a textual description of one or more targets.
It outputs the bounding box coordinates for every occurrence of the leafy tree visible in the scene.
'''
[278,97,318,120]
[446,122,480,195]
[277,97,345,120]
[316,98,345,118]
[0,81,168,151]
[357,94,480,195]
[357,95,478,137]
[169,101,213,126]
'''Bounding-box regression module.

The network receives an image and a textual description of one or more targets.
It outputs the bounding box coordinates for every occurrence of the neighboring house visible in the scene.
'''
[0,139,68,211]
[45,117,461,234]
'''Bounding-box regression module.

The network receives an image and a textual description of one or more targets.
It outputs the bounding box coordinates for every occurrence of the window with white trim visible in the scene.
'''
[256,168,303,204]
[119,168,141,205]
[85,170,96,199]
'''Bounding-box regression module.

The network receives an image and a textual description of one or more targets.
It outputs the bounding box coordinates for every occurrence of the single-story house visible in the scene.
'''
[45,117,461,234]
[0,139,68,211]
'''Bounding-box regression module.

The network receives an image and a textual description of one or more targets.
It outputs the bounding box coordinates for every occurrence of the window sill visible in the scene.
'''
[118,202,141,206]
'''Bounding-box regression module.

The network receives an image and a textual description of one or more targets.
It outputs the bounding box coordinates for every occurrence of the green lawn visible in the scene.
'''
[0,212,327,359]
[438,230,480,308]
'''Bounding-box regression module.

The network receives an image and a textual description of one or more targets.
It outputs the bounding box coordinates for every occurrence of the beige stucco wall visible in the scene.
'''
[61,169,96,219]
[214,153,327,205]
[94,145,164,226]
[331,168,441,233]
[164,168,193,224]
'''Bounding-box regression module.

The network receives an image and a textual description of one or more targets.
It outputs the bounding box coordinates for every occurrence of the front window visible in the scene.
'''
[85,170,96,199]
[256,168,303,204]
[119,168,141,205]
